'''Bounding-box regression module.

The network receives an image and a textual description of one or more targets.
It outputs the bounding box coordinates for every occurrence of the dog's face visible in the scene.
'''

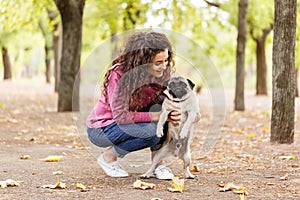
[163,76,195,101]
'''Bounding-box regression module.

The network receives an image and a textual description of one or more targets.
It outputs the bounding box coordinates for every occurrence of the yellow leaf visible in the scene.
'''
[218,182,249,195]
[246,133,255,139]
[41,181,66,189]
[234,129,244,134]
[261,127,270,133]
[41,156,63,162]
[133,180,156,190]
[278,156,296,160]
[76,183,87,190]
[190,165,201,172]
[240,193,245,200]
[167,177,184,193]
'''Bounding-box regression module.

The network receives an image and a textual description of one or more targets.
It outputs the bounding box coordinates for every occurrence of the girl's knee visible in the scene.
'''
[144,135,160,146]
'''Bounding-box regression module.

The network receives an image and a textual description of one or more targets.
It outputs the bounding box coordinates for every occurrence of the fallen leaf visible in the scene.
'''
[76,183,87,190]
[167,177,184,193]
[240,193,245,200]
[266,182,275,185]
[41,156,63,162]
[0,179,20,188]
[233,129,244,134]
[29,137,37,142]
[261,127,270,133]
[280,174,288,180]
[72,143,89,150]
[190,165,201,172]
[41,182,66,189]
[6,118,18,123]
[278,156,296,160]
[218,182,249,195]
[20,155,30,160]
[133,180,156,190]
[53,171,63,175]
[246,133,256,139]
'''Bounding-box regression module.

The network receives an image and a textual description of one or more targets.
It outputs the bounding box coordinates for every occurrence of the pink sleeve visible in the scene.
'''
[108,70,152,124]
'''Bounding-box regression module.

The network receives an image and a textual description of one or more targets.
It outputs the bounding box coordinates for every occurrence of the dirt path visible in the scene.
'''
[0,80,299,200]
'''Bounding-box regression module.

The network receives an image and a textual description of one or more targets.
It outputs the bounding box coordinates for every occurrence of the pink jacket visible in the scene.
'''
[86,64,152,128]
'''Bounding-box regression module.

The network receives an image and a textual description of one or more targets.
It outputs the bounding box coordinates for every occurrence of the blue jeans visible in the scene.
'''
[87,122,167,158]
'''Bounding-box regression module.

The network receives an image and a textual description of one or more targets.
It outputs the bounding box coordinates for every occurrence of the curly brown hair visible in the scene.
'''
[102,31,175,111]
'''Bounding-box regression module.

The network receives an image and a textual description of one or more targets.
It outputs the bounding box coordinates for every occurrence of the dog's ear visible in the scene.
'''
[187,79,195,90]
[163,80,169,90]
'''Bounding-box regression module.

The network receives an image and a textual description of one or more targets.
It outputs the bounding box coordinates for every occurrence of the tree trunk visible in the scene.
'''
[54,0,85,112]
[256,40,267,95]
[271,0,296,144]
[38,17,53,84]
[234,0,248,111]
[53,21,62,93]
[48,9,61,91]
[45,45,51,83]
[2,47,12,80]
[296,68,299,97]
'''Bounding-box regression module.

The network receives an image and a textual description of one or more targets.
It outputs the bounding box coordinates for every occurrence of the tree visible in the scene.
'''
[47,8,62,92]
[247,0,274,95]
[54,0,85,111]
[1,47,12,80]
[234,0,248,111]
[38,13,53,84]
[250,25,273,95]
[271,0,297,144]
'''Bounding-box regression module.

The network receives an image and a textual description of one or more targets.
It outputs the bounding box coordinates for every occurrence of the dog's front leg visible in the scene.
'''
[179,111,197,139]
[156,110,169,137]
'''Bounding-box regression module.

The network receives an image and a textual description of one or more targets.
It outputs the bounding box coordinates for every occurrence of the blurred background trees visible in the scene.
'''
[0,0,299,131]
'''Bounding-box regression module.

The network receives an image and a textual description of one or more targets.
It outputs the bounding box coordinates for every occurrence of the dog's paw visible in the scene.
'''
[156,129,164,137]
[180,130,188,139]
[185,171,195,179]
[140,173,154,179]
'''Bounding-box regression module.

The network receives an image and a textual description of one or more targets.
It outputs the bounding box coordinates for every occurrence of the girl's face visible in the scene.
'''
[148,49,169,78]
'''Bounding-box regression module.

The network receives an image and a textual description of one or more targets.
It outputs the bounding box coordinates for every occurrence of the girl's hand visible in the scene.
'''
[167,111,181,125]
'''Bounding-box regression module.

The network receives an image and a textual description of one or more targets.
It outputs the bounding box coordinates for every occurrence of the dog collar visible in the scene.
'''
[165,92,192,103]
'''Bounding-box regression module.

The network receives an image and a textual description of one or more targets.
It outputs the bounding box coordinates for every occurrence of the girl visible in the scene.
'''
[87,31,180,179]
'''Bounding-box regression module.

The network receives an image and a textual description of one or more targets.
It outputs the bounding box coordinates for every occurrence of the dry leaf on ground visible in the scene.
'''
[218,182,249,195]
[133,180,156,190]
[53,171,63,175]
[190,165,201,172]
[0,179,20,188]
[20,155,30,160]
[41,182,66,189]
[41,155,63,162]
[76,183,87,190]
[278,155,296,160]
[72,143,89,150]
[167,177,184,193]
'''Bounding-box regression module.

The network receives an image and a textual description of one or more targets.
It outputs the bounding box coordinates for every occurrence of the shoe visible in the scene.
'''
[154,165,174,180]
[97,154,129,177]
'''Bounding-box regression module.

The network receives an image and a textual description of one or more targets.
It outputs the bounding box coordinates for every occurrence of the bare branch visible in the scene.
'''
[203,0,220,8]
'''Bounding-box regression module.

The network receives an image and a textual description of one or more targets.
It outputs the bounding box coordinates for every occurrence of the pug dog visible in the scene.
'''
[141,75,200,179]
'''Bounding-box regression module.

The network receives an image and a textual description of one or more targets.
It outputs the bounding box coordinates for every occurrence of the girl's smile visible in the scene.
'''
[148,49,169,78]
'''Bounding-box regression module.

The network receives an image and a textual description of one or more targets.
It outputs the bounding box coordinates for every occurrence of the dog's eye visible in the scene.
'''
[179,82,187,87]
[169,82,176,88]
